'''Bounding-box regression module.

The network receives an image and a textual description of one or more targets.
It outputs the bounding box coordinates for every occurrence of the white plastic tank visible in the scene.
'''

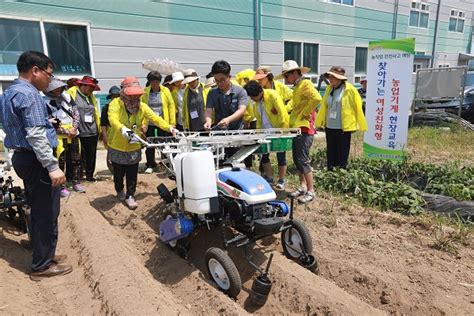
[174,150,218,214]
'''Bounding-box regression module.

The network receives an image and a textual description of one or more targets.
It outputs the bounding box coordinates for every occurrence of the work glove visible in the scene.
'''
[121,126,139,144]
[169,126,178,137]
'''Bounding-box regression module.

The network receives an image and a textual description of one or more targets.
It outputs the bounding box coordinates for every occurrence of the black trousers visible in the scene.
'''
[145,125,170,169]
[112,162,139,198]
[79,135,98,179]
[325,128,352,170]
[58,137,81,183]
[12,151,60,272]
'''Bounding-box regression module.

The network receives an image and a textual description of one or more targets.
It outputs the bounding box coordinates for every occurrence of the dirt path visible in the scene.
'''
[296,193,474,315]
[0,212,103,314]
[84,174,383,315]
[1,149,472,315]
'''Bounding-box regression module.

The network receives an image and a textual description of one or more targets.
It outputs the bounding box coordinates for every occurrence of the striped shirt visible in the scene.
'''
[1,78,58,150]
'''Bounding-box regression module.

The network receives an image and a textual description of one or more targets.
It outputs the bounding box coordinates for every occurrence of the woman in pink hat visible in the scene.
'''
[107,77,177,210]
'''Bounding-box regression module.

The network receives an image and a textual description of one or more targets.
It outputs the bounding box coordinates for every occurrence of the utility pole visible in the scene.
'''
[254,0,261,68]
[392,0,399,39]
[431,0,441,67]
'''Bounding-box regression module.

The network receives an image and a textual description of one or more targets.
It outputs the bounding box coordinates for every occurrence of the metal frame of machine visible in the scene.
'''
[0,135,31,242]
[129,129,319,305]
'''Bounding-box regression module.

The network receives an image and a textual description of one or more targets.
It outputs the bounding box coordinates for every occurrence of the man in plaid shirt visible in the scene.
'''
[0,51,72,280]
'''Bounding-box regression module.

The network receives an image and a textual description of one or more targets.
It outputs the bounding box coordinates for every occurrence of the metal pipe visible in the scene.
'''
[392,0,399,39]
[431,0,442,67]
[459,67,467,118]
[254,0,261,68]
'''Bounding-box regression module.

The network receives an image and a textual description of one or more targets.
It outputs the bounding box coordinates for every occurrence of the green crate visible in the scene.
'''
[255,137,293,154]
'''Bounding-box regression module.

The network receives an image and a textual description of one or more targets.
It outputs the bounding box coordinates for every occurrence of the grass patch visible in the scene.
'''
[430,215,472,255]
[347,125,474,165]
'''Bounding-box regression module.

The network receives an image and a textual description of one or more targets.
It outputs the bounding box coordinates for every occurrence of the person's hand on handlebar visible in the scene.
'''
[169,126,178,137]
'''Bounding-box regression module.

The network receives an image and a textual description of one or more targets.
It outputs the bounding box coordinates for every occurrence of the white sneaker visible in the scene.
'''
[144,167,153,174]
[125,196,138,210]
[275,179,286,190]
[298,191,315,204]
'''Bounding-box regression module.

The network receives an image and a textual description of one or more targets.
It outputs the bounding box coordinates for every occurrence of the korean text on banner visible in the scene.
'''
[363,38,415,161]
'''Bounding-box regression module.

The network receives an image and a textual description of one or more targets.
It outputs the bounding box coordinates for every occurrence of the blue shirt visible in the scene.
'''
[206,83,247,130]
[1,79,58,149]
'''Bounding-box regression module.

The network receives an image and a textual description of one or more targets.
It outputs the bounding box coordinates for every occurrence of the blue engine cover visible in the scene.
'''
[218,169,273,195]
[159,216,194,243]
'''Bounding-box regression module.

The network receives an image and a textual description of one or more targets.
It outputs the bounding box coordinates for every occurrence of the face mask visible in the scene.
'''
[121,93,140,114]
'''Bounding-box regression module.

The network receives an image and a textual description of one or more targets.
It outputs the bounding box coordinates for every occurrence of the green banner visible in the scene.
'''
[363,143,405,161]
[369,38,415,55]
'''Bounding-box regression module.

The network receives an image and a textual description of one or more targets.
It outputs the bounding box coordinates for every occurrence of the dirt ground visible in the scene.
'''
[0,148,473,315]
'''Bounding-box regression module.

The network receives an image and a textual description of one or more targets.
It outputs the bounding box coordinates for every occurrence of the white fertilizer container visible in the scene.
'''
[174,151,218,214]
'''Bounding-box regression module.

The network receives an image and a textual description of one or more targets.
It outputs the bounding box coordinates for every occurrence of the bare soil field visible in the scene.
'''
[1,146,473,315]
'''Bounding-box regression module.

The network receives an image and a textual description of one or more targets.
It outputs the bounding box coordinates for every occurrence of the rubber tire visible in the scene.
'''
[205,247,242,298]
[281,219,313,260]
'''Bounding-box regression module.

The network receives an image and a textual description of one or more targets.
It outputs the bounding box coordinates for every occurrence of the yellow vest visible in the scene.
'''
[315,81,368,132]
[107,97,171,152]
[67,86,101,131]
[141,85,176,126]
[182,82,210,130]
[244,89,289,129]
[273,80,293,112]
[289,79,322,129]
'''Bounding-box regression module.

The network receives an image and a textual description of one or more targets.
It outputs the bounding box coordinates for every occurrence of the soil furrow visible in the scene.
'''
[62,193,191,315]
[88,175,386,315]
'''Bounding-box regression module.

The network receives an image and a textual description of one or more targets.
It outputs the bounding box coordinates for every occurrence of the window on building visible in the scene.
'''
[409,1,429,28]
[448,10,465,33]
[355,47,368,75]
[303,43,318,75]
[44,23,91,75]
[413,57,429,73]
[413,51,431,73]
[0,17,92,80]
[284,41,301,65]
[0,18,43,76]
[329,0,354,5]
[284,41,319,79]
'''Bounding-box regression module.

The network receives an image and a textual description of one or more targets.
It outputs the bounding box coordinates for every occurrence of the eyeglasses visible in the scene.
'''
[214,76,229,84]
[37,67,55,80]
[283,72,292,79]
